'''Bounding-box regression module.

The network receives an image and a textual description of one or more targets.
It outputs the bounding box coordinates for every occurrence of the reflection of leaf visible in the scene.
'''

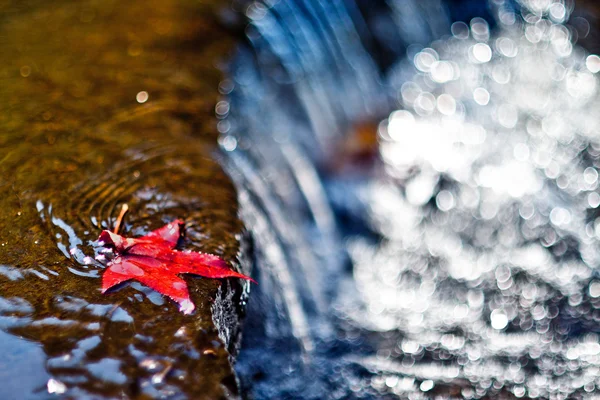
[97,220,255,314]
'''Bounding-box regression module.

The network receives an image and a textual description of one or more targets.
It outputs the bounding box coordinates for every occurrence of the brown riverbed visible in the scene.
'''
[0,0,250,398]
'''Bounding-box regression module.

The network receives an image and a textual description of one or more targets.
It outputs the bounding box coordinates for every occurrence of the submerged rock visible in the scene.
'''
[0,0,251,398]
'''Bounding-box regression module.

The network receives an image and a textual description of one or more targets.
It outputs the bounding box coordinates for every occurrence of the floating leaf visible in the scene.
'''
[97,220,254,314]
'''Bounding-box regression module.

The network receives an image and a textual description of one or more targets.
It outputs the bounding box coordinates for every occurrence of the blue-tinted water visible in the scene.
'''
[224,0,600,398]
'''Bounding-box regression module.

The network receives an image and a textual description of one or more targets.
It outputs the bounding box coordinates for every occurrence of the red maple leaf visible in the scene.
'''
[97,220,255,314]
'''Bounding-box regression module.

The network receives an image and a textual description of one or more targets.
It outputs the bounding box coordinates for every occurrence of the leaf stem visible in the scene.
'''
[113,204,129,234]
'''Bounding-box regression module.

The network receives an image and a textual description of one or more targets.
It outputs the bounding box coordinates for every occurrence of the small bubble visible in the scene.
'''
[497,104,518,128]
[495,265,511,282]
[401,340,420,354]
[584,382,596,392]
[499,10,516,26]
[470,17,490,41]
[219,135,237,152]
[573,16,591,39]
[420,380,434,392]
[406,173,437,205]
[549,3,567,23]
[215,101,230,116]
[525,25,543,44]
[218,79,234,94]
[471,43,492,63]
[492,65,511,84]
[589,281,600,298]
[385,376,399,388]
[217,120,231,134]
[473,87,490,105]
[414,49,438,72]
[514,386,526,398]
[588,192,600,208]
[584,167,598,185]
[414,92,436,115]
[519,203,535,220]
[451,21,469,39]
[496,37,518,58]
[490,309,509,330]
[437,94,456,115]
[436,190,455,212]
[430,61,455,83]
[549,207,571,226]
[20,65,31,77]
[136,91,149,103]
[400,81,421,105]
[246,2,268,20]
[586,55,600,74]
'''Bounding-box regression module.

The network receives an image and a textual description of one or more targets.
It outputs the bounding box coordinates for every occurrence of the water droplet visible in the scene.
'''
[136,91,149,103]
[589,281,600,298]
[588,192,600,208]
[436,190,455,211]
[586,55,600,74]
[47,379,66,394]
[20,65,31,77]
[420,380,434,392]
[451,21,469,39]
[473,87,490,105]
[437,94,456,115]
[490,309,509,330]
[471,43,492,63]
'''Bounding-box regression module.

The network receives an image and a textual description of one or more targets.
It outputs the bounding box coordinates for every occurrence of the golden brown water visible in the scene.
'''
[0,0,250,398]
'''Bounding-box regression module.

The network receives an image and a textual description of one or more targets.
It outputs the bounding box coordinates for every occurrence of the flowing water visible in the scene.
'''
[226,0,600,399]
[3,0,600,399]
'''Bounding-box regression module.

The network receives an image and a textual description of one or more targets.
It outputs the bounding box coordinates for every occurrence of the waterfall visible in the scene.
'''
[223,0,600,398]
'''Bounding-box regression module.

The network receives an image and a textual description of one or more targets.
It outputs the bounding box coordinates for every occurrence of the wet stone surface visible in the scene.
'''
[0,0,250,398]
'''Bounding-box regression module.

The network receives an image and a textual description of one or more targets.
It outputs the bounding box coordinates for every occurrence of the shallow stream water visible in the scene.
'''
[0,1,251,398]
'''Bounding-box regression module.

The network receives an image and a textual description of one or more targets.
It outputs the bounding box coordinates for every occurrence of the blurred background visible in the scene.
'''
[3,0,600,399]
[228,0,600,399]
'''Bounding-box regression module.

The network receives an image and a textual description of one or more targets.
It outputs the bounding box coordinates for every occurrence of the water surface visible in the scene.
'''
[0,1,251,398]
[228,0,600,399]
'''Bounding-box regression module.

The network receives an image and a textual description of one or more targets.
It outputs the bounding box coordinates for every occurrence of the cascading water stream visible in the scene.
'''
[222,0,600,399]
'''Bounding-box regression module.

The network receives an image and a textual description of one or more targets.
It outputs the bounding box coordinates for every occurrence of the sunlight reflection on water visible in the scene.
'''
[226,0,600,398]
[341,0,600,398]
